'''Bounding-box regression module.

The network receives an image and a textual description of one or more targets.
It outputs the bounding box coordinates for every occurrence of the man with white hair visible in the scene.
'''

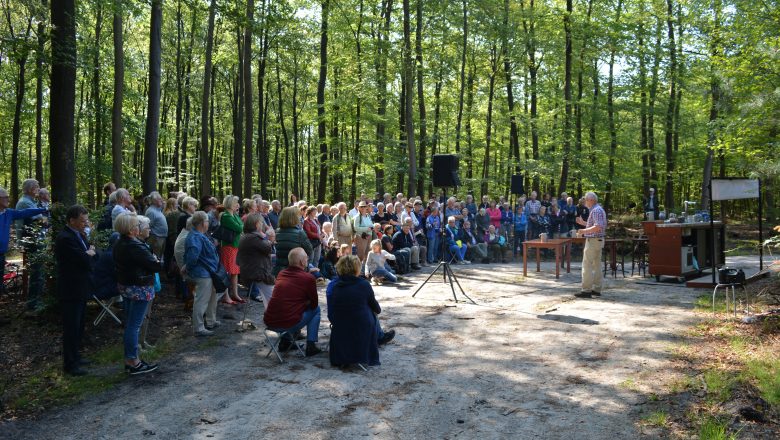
[575,192,607,298]
[268,200,281,229]
[15,179,50,310]
[0,187,47,295]
[263,247,322,357]
[144,191,168,259]
[111,188,136,228]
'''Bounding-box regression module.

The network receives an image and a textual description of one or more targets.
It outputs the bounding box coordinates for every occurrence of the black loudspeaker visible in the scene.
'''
[511,175,524,195]
[432,154,460,187]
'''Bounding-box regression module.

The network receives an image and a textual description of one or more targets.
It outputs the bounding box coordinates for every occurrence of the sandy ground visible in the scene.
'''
[2,257,708,440]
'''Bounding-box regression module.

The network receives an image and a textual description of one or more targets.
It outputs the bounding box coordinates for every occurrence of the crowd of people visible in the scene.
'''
[0,178,604,376]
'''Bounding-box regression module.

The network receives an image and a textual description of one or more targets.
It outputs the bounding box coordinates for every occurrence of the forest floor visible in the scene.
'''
[1,253,778,439]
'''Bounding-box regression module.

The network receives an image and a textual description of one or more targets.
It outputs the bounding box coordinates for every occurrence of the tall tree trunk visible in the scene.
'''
[10,20,32,204]
[316,0,329,202]
[454,0,467,154]
[604,0,622,212]
[502,0,520,176]
[664,0,677,211]
[701,0,721,211]
[465,59,475,181]
[351,0,364,202]
[402,0,417,196]
[558,0,573,196]
[522,0,539,192]
[50,0,77,204]
[35,2,46,185]
[180,10,196,191]
[243,0,254,197]
[199,0,216,196]
[292,55,301,198]
[373,0,393,195]
[414,0,426,196]
[257,0,269,197]
[91,2,104,207]
[111,0,124,187]
[482,45,497,197]
[232,32,244,199]
[648,10,662,187]
[173,0,183,186]
[142,0,163,195]
[277,58,291,202]
[574,0,593,198]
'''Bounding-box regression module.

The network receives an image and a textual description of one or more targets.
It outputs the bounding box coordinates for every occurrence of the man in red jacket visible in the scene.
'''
[264,247,322,356]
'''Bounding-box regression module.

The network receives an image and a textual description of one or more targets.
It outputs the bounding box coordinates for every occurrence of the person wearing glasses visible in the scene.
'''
[113,213,163,375]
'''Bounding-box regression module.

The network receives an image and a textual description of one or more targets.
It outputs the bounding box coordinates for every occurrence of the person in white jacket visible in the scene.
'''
[364,239,398,285]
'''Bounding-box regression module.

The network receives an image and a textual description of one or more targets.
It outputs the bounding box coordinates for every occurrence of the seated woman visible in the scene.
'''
[485,225,508,263]
[372,202,392,226]
[328,255,396,368]
[461,220,488,263]
[320,247,339,280]
[365,239,397,285]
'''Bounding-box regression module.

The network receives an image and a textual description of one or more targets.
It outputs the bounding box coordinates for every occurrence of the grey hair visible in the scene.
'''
[584,191,598,202]
[191,211,209,229]
[22,179,39,194]
[137,215,151,229]
[0,187,7,196]
[148,191,163,202]
[114,212,138,235]
[185,216,194,231]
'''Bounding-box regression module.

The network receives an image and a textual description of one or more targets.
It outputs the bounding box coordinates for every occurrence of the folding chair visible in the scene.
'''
[93,293,122,326]
[263,326,306,363]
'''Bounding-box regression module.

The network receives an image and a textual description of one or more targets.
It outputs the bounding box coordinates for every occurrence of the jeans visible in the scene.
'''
[249,282,274,304]
[449,244,467,261]
[371,267,397,283]
[124,298,150,360]
[374,314,384,340]
[427,235,440,263]
[26,259,45,310]
[279,306,321,342]
[309,245,321,268]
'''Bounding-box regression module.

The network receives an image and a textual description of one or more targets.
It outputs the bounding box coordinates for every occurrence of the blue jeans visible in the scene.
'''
[513,230,526,256]
[374,314,384,340]
[427,235,440,263]
[449,244,467,261]
[284,306,321,342]
[371,267,397,283]
[124,298,150,360]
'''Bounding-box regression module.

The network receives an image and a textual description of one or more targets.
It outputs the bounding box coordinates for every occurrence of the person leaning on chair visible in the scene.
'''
[54,205,99,376]
[574,192,607,299]
[263,247,322,357]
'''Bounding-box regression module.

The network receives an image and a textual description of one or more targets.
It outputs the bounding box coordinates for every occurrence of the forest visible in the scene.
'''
[0,0,777,216]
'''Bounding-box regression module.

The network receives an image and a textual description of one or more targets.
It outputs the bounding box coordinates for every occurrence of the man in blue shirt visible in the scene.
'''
[15,179,49,310]
[144,191,168,260]
[0,187,47,296]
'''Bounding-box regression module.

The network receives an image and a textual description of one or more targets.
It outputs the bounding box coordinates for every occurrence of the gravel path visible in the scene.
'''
[2,259,702,439]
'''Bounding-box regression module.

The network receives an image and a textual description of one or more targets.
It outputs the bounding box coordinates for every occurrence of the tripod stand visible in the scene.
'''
[412,226,475,304]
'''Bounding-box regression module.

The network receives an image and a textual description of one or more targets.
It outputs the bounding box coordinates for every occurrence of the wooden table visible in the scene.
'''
[523,238,571,278]
[570,236,624,277]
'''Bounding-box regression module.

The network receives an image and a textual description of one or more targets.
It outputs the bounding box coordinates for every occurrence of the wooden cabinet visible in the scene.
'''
[642,221,725,281]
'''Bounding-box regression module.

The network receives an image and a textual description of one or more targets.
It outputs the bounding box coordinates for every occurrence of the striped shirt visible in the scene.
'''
[525,199,541,215]
[584,203,607,238]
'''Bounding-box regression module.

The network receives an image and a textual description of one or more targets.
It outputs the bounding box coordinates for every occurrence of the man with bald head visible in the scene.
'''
[263,247,322,356]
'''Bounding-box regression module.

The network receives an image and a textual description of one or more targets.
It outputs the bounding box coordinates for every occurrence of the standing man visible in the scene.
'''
[54,205,98,376]
[16,179,48,311]
[268,200,282,229]
[0,187,47,294]
[144,191,168,260]
[575,192,607,298]
[352,201,374,262]
[643,187,660,220]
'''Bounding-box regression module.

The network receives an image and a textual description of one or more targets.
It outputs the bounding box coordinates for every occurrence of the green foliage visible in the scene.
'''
[698,416,738,440]
[703,369,735,402]
[743,357,780,407]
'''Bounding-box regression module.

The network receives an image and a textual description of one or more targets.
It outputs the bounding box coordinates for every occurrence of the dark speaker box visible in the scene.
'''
[432,154,460,187]
[511,175,524,195]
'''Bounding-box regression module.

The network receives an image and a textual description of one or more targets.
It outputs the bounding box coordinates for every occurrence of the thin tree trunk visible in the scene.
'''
[50,0,77,204]
[454,0,467,154]
[111,0,124,187]
[664,0,677,211]
[604,0,623,212]
[243,0,254,197]
[502,0,520,176]
[90,3,104,207]
[257,0,269,197]
[35,2,46,185]
[482,44,497,197]
[701,0,721,211]
[574,0,593,198]
[373,0,393,195]
[350,0,364,202]
[403,0,417,196]
[199,0,216,196]
[292,55,301,198]
[558,0,573,195]
[173,0,183,186]
[10,19,32,204]
[414,0,426,195]
[180,10,196,191]
[317,0,329,202]
[465,59,475,181]
[648,10,662,187]
[521,0,539,192]
[142,0,163,195]
[232,32,244,198]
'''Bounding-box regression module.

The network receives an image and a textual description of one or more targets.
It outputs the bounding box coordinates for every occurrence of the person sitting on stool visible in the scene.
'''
[263,247,323,357]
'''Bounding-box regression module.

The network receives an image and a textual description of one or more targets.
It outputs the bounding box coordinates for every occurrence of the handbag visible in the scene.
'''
[153,273,162,293]
[208,264,230,292]
[211,225,237,244]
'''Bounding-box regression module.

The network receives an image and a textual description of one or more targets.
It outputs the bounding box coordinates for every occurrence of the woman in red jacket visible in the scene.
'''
[486,200,502,230]
[302,206,322,268]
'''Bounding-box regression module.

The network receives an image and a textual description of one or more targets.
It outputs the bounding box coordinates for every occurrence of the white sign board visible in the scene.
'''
[711,178,759,201]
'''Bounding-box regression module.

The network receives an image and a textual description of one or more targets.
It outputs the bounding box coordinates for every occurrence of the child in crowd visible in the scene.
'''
[320,247,339,280]
[365,239,397,285]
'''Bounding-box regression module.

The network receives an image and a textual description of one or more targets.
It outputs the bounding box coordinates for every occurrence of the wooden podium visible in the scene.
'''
[642,221,725,282]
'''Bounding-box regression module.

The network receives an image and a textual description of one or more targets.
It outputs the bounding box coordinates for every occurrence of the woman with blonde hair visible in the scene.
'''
[218,195,245,304]
[272,206,313,276]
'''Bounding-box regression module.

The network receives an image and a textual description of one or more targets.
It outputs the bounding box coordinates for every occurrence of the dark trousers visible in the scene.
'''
[61,300,86,372]
[0,253,5,294]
